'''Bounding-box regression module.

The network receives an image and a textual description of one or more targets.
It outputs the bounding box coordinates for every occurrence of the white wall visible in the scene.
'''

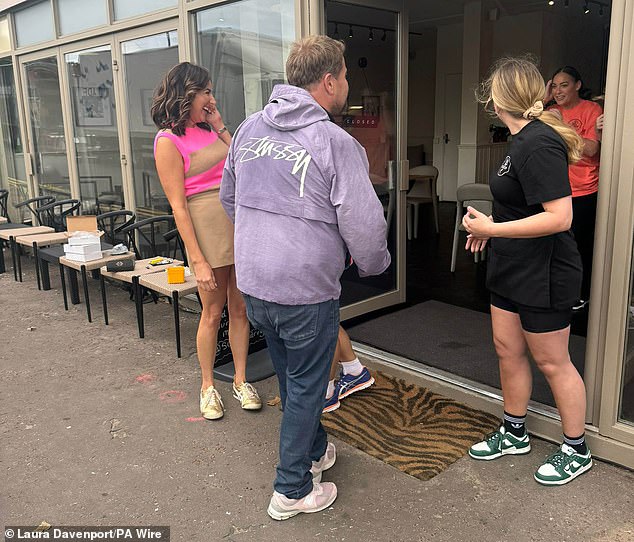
[407,28,436,162]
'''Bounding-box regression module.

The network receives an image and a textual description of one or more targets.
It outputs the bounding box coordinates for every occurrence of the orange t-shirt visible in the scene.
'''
[549,99,602,197]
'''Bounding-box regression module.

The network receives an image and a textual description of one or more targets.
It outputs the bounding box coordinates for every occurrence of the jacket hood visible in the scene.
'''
[261,84,329,132]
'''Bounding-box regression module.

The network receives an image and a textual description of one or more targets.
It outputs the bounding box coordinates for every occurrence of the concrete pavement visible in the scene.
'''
[1,258,633,542]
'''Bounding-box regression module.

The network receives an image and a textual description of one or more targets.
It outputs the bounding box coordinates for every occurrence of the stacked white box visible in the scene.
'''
[63,232,102,262]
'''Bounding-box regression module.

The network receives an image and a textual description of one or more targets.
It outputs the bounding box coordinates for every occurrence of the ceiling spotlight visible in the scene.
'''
[381,29,387,41]
[348,24,353,38]
[548,0,554,5]
[584,1,590,13]
[369,28,374,41]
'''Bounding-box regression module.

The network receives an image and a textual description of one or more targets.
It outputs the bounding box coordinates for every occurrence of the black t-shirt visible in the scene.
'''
[487,120,582,309]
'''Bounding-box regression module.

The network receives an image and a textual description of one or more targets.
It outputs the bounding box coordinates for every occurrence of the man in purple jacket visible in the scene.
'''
[220,35,390,521]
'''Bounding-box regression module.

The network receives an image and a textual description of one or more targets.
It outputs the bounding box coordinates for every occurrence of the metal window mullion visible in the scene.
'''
[57,47,81,204]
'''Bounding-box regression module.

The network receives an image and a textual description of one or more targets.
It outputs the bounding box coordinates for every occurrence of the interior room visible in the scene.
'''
[327,0,612,409]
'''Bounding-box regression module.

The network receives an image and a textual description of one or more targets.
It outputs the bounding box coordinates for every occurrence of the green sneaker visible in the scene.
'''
[534,443,592,486]
[469,425,531,460]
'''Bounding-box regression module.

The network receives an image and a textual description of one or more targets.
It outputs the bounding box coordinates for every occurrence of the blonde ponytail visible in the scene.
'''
[538,110,583,164]
[478,56,583,164]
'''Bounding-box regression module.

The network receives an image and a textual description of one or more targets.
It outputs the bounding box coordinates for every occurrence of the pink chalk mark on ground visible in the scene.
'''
[186,417,205,422]
[159,390,187,403]
[135,373,156,384]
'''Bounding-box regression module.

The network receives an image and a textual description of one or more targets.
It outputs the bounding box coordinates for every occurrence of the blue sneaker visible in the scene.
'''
[323,381,341,413]
[338,367,374,399]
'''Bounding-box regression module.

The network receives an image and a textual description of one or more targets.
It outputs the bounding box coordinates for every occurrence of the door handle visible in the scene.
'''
[443,133,450,144]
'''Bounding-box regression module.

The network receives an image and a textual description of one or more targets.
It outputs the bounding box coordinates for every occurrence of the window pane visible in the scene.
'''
[113,0,176,21]
[24,57,70,199]
[0,58,27,221]
[66,46,123,214]
[195,0,295,130]
[58,0,107,36]
[0,18,10,53]
[15,2,54,47]
[121,31,178,219]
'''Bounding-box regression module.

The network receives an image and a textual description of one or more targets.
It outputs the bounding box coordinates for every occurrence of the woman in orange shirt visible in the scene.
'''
[546,66,602,311]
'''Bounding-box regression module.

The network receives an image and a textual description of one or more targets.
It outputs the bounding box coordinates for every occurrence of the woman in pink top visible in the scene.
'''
[152,62,261,420]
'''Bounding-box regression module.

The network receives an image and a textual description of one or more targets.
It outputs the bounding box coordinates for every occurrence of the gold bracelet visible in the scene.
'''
[216,126,228,135]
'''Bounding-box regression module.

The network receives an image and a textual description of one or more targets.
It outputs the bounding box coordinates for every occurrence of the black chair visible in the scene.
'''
[121,215,177,260]
[0,189,8,220]
[97,210,136,246]
[36,199,81,232]
[13,196,55,226]
[0,195,55,274]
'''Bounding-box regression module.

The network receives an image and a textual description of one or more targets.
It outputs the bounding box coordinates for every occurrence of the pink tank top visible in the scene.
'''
[154,125,228,198]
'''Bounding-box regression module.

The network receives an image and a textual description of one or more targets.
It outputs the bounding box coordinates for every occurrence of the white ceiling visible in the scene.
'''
[327,0,612,30]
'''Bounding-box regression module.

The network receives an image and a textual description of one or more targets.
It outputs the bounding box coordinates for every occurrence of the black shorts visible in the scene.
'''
[490,293,572,333]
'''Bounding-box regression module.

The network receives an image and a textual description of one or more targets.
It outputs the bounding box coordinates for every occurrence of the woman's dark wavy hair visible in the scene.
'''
[151,62,211,136]
[551,65,593,100]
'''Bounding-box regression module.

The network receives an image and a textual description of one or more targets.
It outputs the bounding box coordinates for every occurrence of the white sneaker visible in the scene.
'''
[267,482,337,521]
[311,442,336,482]
[200,386,224,420]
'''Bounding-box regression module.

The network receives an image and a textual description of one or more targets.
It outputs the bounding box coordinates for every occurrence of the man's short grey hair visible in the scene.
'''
[286,35,346,89]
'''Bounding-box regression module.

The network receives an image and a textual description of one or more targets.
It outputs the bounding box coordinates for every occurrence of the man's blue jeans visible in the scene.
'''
[243,295,339,499]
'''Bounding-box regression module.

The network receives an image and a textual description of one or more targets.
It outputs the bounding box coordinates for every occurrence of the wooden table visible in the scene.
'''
[100,257,184,331]
[0,226,54,279]
[14,231,68,288]
[59,250,135,323]
[139,269,198,357]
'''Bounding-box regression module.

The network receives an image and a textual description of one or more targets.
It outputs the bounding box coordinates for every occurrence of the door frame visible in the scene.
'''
[315,0,408,320]
[19,46,80,209]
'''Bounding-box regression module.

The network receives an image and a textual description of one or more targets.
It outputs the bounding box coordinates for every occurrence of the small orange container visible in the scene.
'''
[167,266,185,284]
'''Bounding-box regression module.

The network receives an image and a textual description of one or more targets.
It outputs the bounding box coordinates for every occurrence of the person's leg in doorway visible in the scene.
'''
[324,326,375,413]
[571,192,598,308]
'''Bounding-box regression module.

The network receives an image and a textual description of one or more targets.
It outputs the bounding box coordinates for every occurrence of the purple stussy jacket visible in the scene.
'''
[220,84,391,305]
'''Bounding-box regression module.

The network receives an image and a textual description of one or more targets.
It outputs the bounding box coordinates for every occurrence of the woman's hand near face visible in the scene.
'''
[205,104,225,133]
[544,79,554,103]
[192,259,218,291]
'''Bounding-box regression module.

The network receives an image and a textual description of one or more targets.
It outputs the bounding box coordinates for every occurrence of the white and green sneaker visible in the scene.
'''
[469,425,531,460]
[534,443,592,486]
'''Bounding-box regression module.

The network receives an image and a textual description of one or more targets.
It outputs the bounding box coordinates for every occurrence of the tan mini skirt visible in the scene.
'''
[186,188,234,269]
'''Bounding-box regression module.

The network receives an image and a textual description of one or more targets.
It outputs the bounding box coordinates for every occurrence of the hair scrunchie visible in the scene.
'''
[523,100,544,119]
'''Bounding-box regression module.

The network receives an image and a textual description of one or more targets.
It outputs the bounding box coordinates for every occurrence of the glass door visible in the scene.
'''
[20,53,71,201]
[63,44,124,215]
[0,58,29,221]
[116,25,179,220]
[324,0,408,319]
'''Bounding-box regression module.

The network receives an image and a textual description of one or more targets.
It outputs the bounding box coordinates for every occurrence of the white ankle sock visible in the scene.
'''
[340,357,363,376]
[326,379,336,399]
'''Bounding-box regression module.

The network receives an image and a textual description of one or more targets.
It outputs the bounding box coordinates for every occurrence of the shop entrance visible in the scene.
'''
[328,0,612,412]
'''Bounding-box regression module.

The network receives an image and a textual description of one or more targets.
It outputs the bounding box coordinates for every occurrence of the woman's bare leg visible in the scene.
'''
[222,265,250,386]
[524,326,586,437]
[491,306,532,415]
[197,277,229,391]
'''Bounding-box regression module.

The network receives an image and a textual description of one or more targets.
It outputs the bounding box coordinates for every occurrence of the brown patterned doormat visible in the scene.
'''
[321,370,499,481]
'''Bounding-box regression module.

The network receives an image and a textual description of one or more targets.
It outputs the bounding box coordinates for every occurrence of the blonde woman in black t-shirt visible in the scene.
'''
[463,56,592,486]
